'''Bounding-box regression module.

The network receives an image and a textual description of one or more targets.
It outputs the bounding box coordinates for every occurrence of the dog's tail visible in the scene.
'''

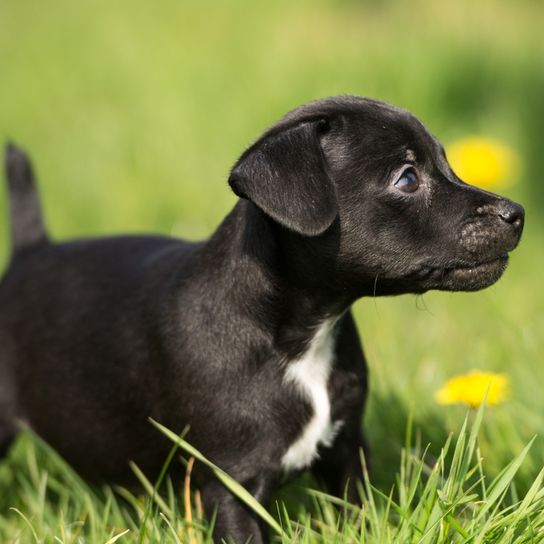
[4,143,49,256]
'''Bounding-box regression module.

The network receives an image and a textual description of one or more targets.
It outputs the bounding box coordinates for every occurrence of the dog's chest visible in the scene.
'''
[281,320,341,472]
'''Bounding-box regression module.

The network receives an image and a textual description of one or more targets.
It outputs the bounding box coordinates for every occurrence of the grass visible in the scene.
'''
[2,406,544,543]
[1,0,544,541]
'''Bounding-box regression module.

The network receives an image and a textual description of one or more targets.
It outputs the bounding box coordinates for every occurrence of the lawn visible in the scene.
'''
[1,0,543,542]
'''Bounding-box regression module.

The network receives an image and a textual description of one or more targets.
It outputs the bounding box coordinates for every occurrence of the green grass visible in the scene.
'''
[1,0,544,542]
[2,406,544,543]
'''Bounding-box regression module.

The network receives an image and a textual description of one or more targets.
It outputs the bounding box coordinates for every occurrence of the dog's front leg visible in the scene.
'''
[311,311,369,503]
[201,478,271,544]
[312,426,368,504]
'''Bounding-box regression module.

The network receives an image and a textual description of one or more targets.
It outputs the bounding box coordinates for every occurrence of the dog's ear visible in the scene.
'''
[228,119,338,236]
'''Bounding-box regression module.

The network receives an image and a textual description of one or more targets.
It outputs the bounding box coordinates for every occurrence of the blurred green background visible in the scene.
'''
[0,0,543,491]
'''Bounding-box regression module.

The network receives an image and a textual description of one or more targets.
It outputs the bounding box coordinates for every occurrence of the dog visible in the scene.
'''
[0,96,524,543]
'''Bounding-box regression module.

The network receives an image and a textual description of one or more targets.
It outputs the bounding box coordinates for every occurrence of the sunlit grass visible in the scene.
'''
[2,406,544,543]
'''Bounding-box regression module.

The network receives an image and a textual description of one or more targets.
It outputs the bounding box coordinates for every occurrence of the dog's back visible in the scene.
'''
[0,146,201,480]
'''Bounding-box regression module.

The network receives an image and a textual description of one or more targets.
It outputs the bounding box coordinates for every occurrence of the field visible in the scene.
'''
[1,0,543,542]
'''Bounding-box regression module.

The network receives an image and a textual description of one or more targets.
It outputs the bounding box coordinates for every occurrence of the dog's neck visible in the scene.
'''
[197,200,351,357]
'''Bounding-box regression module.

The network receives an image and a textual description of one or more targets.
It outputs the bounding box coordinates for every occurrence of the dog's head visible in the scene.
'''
[229,96,524,296]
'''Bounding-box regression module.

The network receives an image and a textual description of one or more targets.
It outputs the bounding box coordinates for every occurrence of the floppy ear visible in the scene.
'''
[228,119,338,236]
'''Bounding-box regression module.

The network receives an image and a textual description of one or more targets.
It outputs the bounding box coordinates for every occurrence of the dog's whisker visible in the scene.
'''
[373,273,380,298]
[415,294,433,315]
[372,273,381,316]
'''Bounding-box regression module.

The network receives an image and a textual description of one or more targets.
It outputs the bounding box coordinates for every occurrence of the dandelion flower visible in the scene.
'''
[447,137,520,189]
[435,370,509,408]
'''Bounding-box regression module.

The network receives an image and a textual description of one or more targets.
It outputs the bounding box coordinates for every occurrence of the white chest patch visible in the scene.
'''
[281,319,343,472]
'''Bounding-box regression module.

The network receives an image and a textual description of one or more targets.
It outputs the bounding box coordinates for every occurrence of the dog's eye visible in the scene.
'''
[395,168,419,193]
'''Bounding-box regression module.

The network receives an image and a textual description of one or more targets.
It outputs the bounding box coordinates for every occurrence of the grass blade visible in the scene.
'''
[150,418,285,537]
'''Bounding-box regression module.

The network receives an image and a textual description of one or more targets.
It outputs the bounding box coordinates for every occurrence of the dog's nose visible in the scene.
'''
[497,201,524,230]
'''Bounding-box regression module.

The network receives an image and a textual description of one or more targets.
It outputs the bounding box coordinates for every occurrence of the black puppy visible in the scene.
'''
[0,96,524,543]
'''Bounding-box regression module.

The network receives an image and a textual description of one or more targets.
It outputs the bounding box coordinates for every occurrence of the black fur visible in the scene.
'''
[0,96,524,543]
[4,143,48,254]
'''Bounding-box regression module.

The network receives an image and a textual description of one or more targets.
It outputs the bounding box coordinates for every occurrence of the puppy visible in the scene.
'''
[0,96,524,543]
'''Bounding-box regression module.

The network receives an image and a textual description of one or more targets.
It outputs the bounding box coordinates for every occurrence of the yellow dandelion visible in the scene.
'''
[447,136,520,189]
[435,370,510,408]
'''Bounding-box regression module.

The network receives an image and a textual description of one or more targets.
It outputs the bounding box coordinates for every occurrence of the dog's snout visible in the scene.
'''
[498,201,524,229]
[477,200,525,232]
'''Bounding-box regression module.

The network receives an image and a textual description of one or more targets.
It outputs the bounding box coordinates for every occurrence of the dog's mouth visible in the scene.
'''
[445,254,509,279]
[423,254,510,292]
